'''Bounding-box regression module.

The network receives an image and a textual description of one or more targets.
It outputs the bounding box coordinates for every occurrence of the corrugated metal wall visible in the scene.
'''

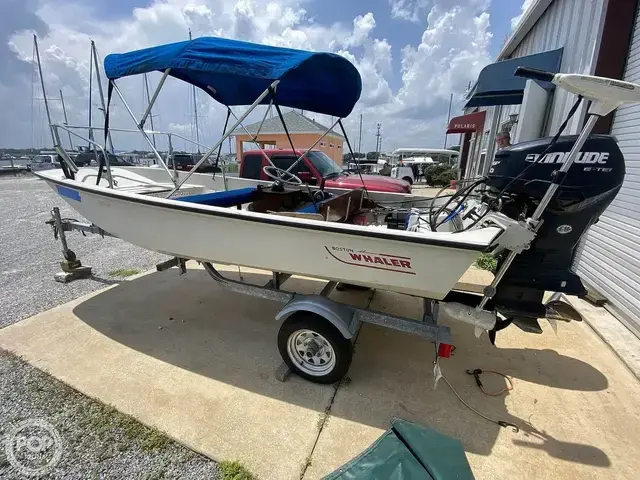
[473,0,607,176]
[504,0,608,134]
[574,5,640,334]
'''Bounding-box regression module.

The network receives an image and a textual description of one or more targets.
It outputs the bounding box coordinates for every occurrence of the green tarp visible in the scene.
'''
[324,419,474,480]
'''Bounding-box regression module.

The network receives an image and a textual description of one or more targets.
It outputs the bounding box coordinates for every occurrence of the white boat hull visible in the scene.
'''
[39,170,501,299]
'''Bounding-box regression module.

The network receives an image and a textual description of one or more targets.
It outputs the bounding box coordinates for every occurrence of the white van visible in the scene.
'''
[390,157,434,184]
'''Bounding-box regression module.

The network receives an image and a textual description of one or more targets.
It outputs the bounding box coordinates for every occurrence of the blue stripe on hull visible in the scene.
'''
[56,185,81,202]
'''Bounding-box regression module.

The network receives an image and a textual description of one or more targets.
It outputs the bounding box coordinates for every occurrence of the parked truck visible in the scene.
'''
[239,149,411,193]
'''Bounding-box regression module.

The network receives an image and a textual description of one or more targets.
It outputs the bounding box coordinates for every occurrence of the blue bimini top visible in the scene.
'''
[104,36,362,118]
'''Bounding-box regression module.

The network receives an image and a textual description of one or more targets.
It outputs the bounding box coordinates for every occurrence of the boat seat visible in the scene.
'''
[297,188,365,222]
[177,187,257,207]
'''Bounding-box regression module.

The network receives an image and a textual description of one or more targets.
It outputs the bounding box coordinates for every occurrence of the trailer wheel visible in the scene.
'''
[278,312,353,384]
[402,176,413,185]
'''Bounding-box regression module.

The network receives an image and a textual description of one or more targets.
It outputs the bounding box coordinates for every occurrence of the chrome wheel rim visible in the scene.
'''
[286,329,336,376]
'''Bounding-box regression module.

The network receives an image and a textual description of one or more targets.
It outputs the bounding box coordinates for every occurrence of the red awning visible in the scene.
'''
[446,111,486,134]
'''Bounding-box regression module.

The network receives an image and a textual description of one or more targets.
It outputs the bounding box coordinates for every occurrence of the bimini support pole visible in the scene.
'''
[338,118,369,199]
[140,68,170,129]
[227,98,277,167]
[91,40,115,152]
[213,108,231,189]
[110,80,177,185]
[167,133,176,180]
[283,117,341,174]
[166,79,280,197]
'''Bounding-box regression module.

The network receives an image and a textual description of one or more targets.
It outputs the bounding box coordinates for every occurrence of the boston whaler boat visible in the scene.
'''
[36,36,640,384]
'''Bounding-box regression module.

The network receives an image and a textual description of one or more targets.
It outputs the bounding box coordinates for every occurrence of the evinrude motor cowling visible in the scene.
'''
[485,134,625,321]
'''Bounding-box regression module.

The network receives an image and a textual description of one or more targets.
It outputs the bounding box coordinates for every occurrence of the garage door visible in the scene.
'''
[574,7,640,335]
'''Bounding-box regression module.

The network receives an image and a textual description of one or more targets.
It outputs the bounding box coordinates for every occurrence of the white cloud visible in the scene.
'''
[511,0,536,30]
[349,12,376,46]
[3,0,493,153]
[389,0,430,23]
[391,3,492,117]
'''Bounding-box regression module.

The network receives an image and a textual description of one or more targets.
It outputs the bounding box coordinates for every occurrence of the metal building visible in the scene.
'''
[455,0,640,333]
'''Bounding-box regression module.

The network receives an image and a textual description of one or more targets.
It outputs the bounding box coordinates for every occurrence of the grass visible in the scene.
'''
[219,460,256,480]
[473,253,497,273]
[6,350,173,457]
[107,268,141,278]
[78,403,171,452]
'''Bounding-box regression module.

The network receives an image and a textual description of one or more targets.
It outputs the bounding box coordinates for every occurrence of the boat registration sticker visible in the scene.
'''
[325,246,415,275]
[56,185,81,202]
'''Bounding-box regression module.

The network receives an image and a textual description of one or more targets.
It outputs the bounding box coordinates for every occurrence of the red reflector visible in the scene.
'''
[438,343,453,358]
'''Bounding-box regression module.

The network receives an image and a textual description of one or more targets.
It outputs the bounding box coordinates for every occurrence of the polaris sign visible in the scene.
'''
[525,152,610,164]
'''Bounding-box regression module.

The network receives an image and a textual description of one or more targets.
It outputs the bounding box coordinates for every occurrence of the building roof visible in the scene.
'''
[498,0,554,60]
[231,110,344,139]
[464,0,554,101]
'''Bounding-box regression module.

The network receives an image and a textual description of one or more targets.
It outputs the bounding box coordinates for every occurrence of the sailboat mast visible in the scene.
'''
[33,35,56,147]
[88,42,94,147]
[143,73,157,148]
[59,89,74,150]
[444,92,453,149]
[189,29,201,153]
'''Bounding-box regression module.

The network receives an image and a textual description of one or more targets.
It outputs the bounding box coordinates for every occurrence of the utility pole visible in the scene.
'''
[59,89,74,150]
[375,122,382,161]
[444,92,453,149]
[358,114,363,154]
[189,29,201,153]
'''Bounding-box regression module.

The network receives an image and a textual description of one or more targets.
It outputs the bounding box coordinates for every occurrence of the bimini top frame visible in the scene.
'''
[93,36,364,196]
[104,36,362,118]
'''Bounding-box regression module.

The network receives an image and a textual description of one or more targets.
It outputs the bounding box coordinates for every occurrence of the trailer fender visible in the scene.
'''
[275,295,360,339]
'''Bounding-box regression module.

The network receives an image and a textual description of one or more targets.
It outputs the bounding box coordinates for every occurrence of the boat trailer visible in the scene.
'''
[46,206,456,384]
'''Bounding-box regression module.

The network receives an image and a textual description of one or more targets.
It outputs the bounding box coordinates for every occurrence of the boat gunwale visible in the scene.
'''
[35,171,500,252]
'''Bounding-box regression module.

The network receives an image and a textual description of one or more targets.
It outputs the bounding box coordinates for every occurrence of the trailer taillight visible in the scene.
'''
[438,343,453,358]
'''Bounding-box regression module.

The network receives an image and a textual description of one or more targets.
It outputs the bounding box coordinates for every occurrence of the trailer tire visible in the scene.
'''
[402,176,413,185]
[278,312,353,384]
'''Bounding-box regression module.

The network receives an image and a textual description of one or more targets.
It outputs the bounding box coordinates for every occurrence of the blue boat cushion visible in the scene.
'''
[296,195,334,214]
[178,187,257,207]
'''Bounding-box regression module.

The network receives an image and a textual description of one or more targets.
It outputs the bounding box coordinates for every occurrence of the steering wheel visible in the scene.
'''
[263,165,302,186]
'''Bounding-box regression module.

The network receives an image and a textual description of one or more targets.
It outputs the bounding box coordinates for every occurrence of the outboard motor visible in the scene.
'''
[484,134,625,326]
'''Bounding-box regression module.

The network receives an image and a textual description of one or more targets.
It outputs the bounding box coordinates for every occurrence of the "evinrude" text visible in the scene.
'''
[525,151,609,165]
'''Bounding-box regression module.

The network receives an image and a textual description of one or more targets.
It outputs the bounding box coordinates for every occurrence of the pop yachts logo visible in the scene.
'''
[325,246,414,274]
[4,419,63,476]
[525,152,609,164]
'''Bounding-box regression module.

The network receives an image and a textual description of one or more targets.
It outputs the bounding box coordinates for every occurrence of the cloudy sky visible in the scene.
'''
[2,0,532,153]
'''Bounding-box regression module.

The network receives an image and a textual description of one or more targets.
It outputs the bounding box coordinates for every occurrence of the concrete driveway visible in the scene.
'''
[1,265,639,479]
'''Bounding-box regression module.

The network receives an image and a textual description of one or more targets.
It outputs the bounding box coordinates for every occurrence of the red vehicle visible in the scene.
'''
[239,149,411,193]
